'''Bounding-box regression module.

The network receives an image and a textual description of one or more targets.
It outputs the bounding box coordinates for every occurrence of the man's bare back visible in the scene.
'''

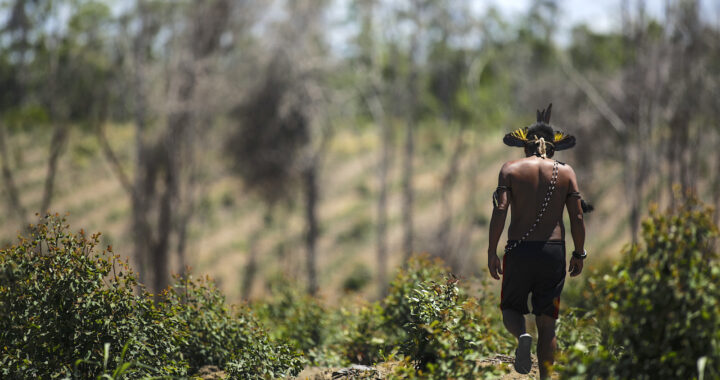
[488,155,585,278]
[498,156,580,241]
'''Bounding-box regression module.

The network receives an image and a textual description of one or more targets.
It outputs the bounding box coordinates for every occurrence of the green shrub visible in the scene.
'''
[0,215,185,378]
[254,279,343,366]
[255,256,513,376]
[337,303,390,365]
[160,274,304,376]
[392,275,508,379]
[359,256,509,379]
[0,215,302,379]
[382,256,449,345]
[559,198,720,379]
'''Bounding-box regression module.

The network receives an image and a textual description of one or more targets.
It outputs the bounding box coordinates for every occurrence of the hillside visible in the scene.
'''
[0,123,630,303]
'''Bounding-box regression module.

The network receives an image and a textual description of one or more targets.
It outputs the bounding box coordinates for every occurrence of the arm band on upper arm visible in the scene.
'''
[493,186,511,208]
[567,191,581,198]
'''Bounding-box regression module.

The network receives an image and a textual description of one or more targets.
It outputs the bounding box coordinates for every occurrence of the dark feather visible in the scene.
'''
[503,133,527,147]
[554,135,576,150]
[536,109,542,122]
[544,103,552,123]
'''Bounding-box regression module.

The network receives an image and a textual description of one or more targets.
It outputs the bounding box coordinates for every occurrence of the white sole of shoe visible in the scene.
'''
[514,333,532,374]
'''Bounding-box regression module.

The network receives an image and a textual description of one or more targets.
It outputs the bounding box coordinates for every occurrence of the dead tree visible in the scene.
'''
[105,0,233,292]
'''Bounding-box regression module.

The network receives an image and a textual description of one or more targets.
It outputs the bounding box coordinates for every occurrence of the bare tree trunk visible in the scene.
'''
[39,33,67,216]
[303,160,319,296]
[175,198,193,275]
[130,2,153,286]
[365,84,392,297]
[152,147,175,293]
[124,0,231,293]
[241,230,260,300]
[401,117,415,262]
[401,35,419,263]
[39,123,68,214]
[436,129,465,263]
[376,136,390,296]
[97,122,133,195]
[0,124,26,226]
[714,149,720,227]
[174,114,205,276]
[454,150,481,274]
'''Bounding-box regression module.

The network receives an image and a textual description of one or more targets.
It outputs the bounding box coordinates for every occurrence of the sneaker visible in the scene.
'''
[514,333,532,374]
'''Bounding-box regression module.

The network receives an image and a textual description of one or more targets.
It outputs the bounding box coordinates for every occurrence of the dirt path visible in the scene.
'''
[292,354,555,379]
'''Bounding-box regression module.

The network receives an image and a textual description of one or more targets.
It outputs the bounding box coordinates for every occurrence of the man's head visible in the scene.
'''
[503,103,576,158]
[523,122,556,157]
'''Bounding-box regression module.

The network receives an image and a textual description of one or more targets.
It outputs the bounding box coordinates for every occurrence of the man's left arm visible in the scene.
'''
[487,164,511,280]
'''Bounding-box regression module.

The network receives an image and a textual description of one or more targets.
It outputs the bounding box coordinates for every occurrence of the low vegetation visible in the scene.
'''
[0,215,302,379]
[2,198,718,379]
[558,197,720,379]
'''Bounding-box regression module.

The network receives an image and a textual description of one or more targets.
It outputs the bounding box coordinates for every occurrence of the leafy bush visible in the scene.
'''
[391,274,509,379]
[254,279,345,366]
[382,256,449,345]
[159,274,304,376]
[0,215,184,378]
[0,215,302,379]
[337,303,390,365]
[255,256,512,377]
[345,256,508,379]
[559,198,720,379]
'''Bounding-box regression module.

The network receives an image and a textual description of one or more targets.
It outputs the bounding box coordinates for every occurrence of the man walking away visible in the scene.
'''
[487,104,588,379]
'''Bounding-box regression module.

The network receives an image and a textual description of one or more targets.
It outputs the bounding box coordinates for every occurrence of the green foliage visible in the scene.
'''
[383,256,449,341]
[0,215,302,379]
[559,198,720,379]
[254,279,343,366]
[159,275,303,376]
[370,256,508,378]
[337,303,390,365]
[391,274,509,378]
[569,26,627,72]
[0,215,185,378]
[254,256,512,378]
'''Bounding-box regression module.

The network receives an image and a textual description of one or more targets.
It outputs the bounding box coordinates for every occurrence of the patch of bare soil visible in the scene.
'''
[194,365,227,379]
[478,354,543,379]
[293,354,558,379]
[294,363,399,380]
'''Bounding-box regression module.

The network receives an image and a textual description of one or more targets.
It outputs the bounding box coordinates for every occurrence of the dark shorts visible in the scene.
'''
[500,240,566,319]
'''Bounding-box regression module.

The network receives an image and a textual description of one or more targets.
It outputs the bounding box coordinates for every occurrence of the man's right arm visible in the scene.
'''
[565,166,586,276]
[487,164,511,280]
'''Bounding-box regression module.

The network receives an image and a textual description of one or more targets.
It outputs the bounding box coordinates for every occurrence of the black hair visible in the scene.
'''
[524,122,556,157]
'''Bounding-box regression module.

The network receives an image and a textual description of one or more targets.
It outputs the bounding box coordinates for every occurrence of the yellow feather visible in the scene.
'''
[513,127,528,140]
[554,131,565,142]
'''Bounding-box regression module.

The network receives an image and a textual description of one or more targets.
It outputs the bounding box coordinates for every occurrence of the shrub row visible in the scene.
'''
[558,197,720,379]
[6,198,715,379]
[0,215,303,379]
[255,256,513,378]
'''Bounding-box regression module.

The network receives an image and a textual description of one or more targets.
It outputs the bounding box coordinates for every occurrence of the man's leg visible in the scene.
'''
[502,309,526,338]
[535,314,557,379]
[504,309,532,374]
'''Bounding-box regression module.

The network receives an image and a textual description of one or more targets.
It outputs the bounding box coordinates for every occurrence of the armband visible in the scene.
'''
[492,186,510,208]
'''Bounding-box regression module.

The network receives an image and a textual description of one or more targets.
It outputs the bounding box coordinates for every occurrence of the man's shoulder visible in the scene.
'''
[500,158,527,171]
[557,160,576,174]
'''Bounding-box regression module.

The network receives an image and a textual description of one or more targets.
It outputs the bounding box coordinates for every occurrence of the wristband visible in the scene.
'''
[572,249,587,259]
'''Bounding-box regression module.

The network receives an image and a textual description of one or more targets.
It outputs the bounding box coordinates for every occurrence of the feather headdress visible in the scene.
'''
[503,103,576,151]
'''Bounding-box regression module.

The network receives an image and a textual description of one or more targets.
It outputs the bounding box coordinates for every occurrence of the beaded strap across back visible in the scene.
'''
[504,160,559,254]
